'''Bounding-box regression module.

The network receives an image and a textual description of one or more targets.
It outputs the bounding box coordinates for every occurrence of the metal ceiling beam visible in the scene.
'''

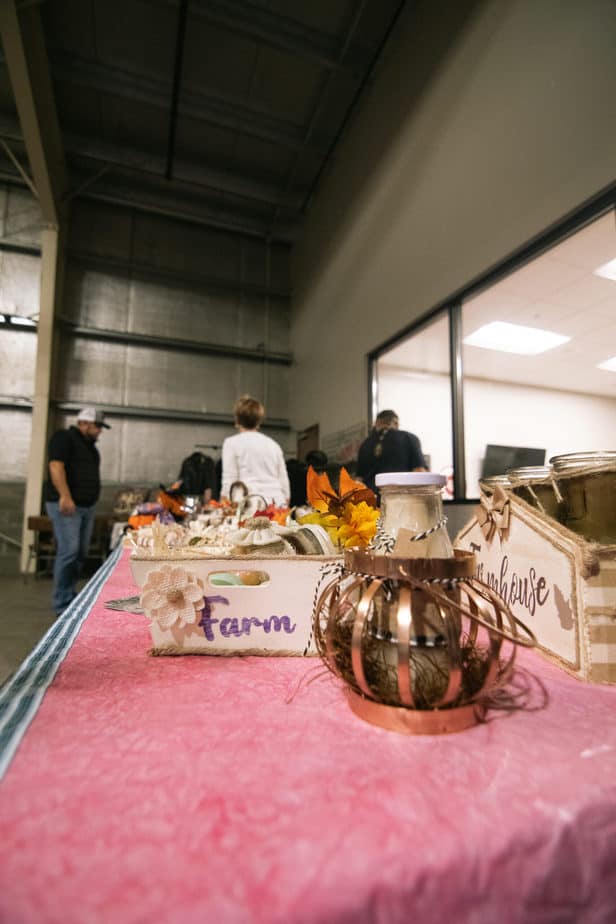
[0,162,297,243]
[0,137,36,196]
[46,49,332,154]
[80,184,296,243]
[66,146,303,211]
[0,1,67,221]
[0,235,40,256]
[0,113,304,210]
[149,0,369,79]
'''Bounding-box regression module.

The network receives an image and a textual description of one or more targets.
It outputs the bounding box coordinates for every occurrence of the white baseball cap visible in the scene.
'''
[77,406,111,429]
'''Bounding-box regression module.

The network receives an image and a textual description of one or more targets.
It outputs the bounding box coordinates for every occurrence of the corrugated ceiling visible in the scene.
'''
[0,0,405,242]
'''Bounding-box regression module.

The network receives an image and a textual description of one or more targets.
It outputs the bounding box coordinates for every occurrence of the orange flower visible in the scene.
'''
[306,466,376,514]
[301,468,379,549]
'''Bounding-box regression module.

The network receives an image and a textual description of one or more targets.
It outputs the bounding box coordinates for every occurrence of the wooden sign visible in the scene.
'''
[456,494,616,684]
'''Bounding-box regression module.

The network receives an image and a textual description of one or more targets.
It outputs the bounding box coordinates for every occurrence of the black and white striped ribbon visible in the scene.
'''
[370,521,395,552]
[303,559,346,656]
[370,516,448,552]
[407,516,448,541]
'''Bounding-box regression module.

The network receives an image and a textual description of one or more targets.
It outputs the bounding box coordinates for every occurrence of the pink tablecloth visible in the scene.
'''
[1,549,616,924]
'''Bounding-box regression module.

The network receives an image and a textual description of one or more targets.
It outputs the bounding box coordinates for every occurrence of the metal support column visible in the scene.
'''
[0,0,69,572]
[20,225,64,572]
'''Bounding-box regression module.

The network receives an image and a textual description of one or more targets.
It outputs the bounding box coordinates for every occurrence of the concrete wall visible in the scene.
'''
[0,193,294,491]
[0,186,43,483]
[291,0,616,440]
[58,199,293,483]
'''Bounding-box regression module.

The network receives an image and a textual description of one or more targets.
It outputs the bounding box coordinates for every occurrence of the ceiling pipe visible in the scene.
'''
[301,0,407,217]
[268,0,368,235]
[165,0,188,181]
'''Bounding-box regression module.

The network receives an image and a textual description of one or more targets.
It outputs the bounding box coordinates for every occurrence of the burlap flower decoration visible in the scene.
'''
[140,565,205,629]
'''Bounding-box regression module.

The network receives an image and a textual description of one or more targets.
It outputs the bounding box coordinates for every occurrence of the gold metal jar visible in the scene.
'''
[313,548,536,734]
[550,451,616,544]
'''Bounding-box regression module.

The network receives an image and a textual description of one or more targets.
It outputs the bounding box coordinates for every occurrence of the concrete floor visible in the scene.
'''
[0,570,89,687]
[0,572,56,685]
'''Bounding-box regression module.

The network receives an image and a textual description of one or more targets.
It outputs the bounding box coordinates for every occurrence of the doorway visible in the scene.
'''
[297,424,319,461]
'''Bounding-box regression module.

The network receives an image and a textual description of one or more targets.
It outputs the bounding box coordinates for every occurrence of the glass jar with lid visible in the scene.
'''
[375,472,453,558]
[506,465,562,521]
[479,474,512,496]
[550,451,616,544]
[371,472,453,697]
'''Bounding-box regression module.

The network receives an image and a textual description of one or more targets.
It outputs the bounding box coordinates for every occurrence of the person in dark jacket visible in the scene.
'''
[44,407,110,615]
[356,410,427,495]
[286,450,329,507]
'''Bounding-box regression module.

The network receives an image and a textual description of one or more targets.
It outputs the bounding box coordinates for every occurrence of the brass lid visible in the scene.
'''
[506,465,552,483]
[479,474,512,488]
[550,451,616,474]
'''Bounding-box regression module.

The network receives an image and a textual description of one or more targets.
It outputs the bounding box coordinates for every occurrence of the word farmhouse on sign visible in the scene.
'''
[456,491,616,684]
[475,556,549,619]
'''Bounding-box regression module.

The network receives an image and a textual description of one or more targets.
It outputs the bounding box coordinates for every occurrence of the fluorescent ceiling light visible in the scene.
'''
[9,315,36,327]
[597,356,616,372]
[593,257,616,281]
[463,321,570,355]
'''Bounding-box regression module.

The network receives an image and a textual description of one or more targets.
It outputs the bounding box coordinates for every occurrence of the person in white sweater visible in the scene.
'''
[221,395,290,507]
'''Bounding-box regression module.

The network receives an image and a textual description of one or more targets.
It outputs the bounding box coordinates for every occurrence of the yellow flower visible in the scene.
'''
[299,501,379,550]
[338,501,380,548]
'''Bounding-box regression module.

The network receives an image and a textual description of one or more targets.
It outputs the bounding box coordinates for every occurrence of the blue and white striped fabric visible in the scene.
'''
[0,544,123,780]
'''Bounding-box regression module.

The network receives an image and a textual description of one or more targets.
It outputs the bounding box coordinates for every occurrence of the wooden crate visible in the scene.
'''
[130,553,339,656]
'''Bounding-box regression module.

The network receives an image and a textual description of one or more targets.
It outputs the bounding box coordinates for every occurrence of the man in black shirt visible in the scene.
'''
[44,407,110,615]
[357,410,427,495]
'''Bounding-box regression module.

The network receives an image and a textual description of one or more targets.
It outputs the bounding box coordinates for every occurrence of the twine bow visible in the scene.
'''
[476,485,510,543]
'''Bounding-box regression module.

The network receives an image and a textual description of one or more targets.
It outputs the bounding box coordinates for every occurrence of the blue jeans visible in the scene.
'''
[45,502,96,614]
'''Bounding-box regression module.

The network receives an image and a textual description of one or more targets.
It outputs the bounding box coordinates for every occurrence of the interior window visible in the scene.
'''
[375,312,454,496]
[462,209,616,496]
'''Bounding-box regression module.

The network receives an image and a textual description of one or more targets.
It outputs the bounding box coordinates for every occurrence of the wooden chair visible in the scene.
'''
[25,513,112,581]
[25,515,56,578]
[88,515,112,568]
